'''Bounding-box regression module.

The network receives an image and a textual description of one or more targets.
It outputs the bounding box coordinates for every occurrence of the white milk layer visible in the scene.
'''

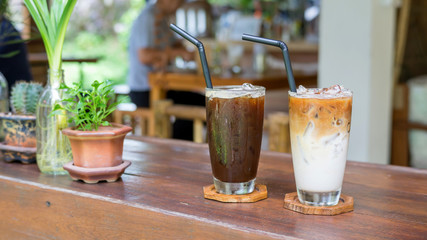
[291,127,349,192]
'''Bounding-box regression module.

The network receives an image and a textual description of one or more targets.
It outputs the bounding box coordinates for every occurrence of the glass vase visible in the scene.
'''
[0,72,9,142]
[36,69,72,175]
[0,71,9,112]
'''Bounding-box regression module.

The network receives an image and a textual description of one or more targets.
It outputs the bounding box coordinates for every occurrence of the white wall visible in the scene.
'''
[318,0,396,164]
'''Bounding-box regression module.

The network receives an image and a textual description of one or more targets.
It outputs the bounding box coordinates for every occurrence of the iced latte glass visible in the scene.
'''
[206,84,265,195]
[289,85,353,206]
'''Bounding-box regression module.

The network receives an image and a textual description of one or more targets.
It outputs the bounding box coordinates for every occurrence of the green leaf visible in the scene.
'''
[48,78,120,131]
[52,103,64,111]
[59,82,70,90]
[62,97,75,102]
[52,0,78,70]
[23,1,53,60]
[23,0,77,71]
[0,50,20,58]
[49,109,65,118]
[91,80,101,88]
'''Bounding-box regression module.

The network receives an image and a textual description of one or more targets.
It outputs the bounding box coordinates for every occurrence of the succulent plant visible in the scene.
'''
[10,81,44,115]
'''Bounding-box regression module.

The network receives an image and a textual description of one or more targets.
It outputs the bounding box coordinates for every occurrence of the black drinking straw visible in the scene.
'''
[242,34,296,92]
[170,24,213,89]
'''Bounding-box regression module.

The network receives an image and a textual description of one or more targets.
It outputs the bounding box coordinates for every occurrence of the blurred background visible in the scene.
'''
[5,0,319,87]
[2,0,427,168]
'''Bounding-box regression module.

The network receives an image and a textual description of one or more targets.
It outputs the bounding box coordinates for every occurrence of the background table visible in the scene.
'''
[0,137,426,239]
[28,53,99,85]
[148,69,317,108]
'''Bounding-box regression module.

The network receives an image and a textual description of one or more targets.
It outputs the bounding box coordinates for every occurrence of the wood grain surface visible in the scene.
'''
[0,136,426,239]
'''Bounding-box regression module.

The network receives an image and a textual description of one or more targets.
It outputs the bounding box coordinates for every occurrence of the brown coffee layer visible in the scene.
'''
[289,96,352,139]
[207,96,264,183]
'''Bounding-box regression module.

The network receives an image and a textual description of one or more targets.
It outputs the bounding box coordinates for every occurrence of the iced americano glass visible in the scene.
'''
[289,85,353,206]
[206,84,265,195]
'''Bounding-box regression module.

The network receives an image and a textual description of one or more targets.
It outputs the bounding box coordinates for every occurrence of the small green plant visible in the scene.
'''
[10,81,44,115]
[51,80,120,131]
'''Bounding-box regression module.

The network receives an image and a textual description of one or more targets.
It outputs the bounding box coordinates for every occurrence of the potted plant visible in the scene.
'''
[0,81,43,163]
[51,80,132,183]
[23,0,77,174]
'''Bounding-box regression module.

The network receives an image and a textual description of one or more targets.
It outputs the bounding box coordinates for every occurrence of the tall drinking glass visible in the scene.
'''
[289,85,353,206]
[206,84,265,195]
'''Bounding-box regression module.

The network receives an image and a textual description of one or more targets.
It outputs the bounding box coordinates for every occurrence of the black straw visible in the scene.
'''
[170,24,213,89]
[242,34,296,92]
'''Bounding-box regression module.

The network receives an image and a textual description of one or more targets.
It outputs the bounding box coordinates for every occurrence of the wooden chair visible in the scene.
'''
[390,0,427,166]
[154,100,292,152]
[113,103,154,137]
[154,100,206,143]
[266,112,291,153]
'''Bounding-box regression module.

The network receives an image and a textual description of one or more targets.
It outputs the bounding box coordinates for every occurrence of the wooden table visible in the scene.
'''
[28,53,99,84]
[147,69,316,138]
[148,69,317,108]
[28,53,99,65]
[0,137,426,239]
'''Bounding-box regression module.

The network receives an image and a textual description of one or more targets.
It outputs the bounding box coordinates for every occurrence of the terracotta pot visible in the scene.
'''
[62,123,132,168]
[0,113,36,147]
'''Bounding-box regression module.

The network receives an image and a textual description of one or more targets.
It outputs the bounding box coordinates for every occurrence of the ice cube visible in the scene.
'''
[297,136,309,164]
[297,85,307,94]
[303,121,314,137]
[242,83,255,90]
[324,85,342,95]
[324,133,340,145]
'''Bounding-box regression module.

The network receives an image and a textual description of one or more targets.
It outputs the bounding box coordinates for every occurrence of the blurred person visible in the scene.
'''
[128,0,205,141]
[0,11,33,93]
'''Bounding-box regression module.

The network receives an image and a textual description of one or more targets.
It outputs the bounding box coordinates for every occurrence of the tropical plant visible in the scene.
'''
[10,81,43,115]
[23,0,77,77]
[23,0,78,174]
[51,80,120,131]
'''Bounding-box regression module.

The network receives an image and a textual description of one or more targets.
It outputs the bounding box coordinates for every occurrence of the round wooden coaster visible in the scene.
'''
[203,184,268,203]
[283,192,354,215]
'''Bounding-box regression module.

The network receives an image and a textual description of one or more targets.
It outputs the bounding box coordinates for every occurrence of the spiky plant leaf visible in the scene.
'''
[11,81,28,115]
[25,82,44,114]
[10,81,44,115]
[23,0,77,82]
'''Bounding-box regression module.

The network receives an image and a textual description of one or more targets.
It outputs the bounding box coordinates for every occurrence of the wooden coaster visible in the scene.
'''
[203,184,268,203]
[283,192,354,215]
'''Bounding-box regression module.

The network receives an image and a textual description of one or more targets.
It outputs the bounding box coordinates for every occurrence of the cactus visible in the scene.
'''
[10,81,44,115]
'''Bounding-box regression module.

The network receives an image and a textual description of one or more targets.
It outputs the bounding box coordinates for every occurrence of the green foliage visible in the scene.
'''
[23,0,77,73]
[51,80,121,131]
[74,32,104,51]
[0,0,9,16]
[117,0,145,48]
[62,37,128,87]
[208,0,253,10]
[10,81,43,115]
[61,0,146,87]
